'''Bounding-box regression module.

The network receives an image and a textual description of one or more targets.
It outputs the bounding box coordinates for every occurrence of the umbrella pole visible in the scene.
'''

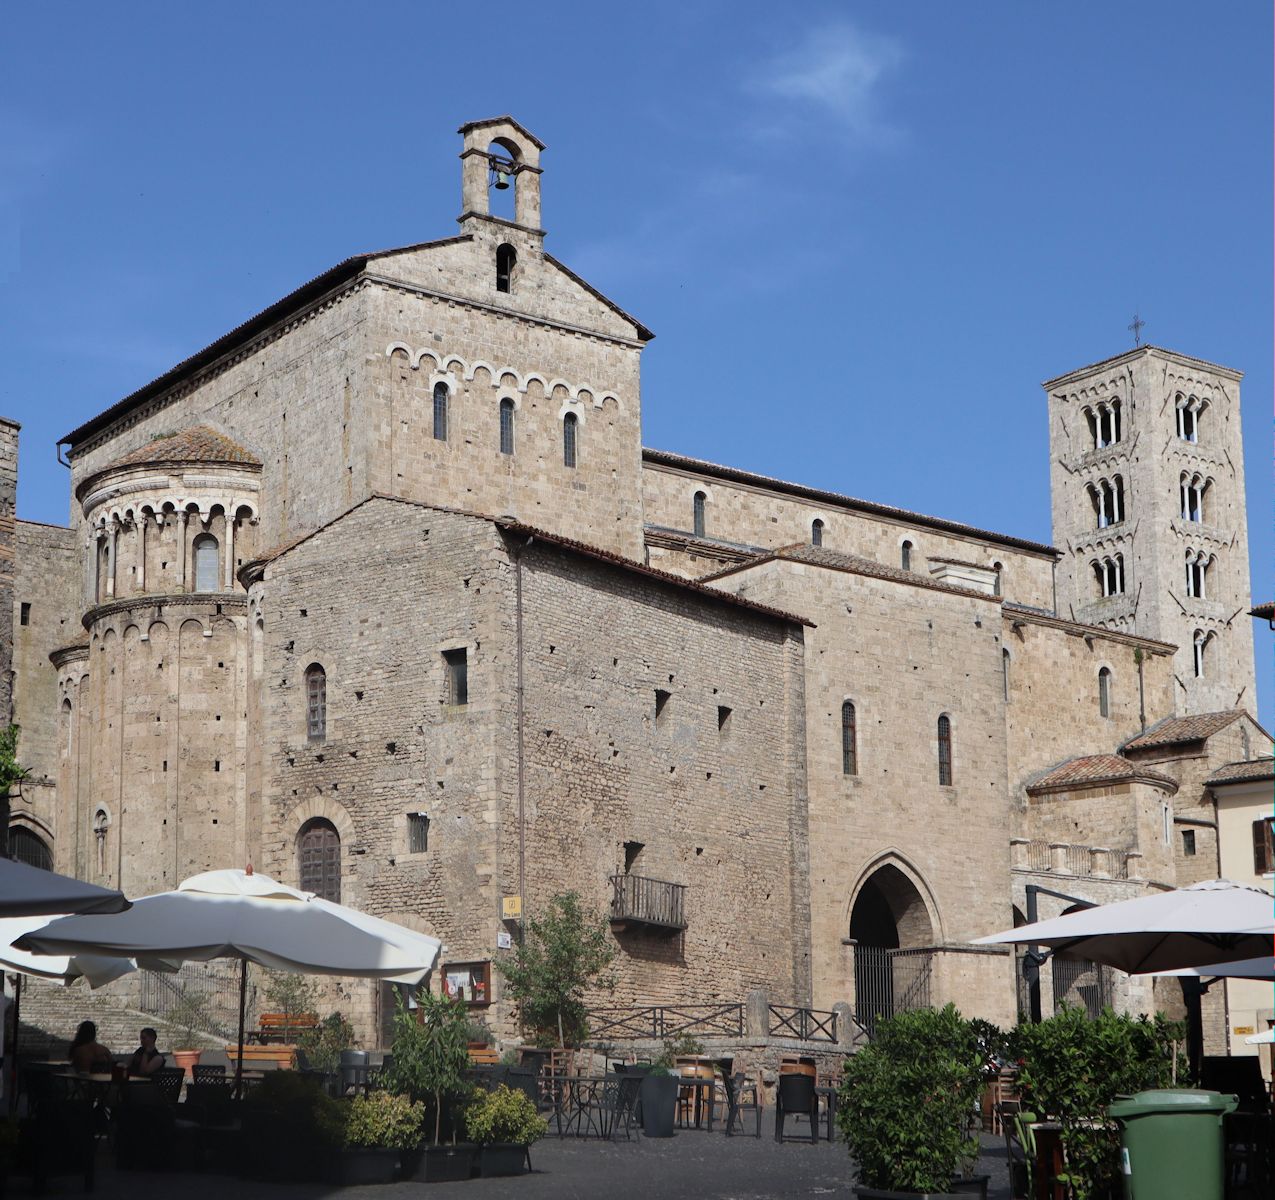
[7,973,20,1115]
[235,956,247,1099]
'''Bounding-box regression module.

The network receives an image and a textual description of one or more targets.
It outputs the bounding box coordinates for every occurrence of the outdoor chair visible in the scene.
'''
[601,1073,643,1141]
[22,1071,97,1194]
[774,1072,818,1144]
[175,1080,239,1171]
[339,1049,370,1095]
[154,1066,186,1106]
[723,1072,762,1138]
[191,1063,226,1083]
[116,1078,178,1171]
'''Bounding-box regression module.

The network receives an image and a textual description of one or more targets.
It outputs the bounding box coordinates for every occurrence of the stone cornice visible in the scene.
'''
[49,642,90,668]
[1043,346,1243,389]
[83,591,248,630]
[1002,604,1177,654]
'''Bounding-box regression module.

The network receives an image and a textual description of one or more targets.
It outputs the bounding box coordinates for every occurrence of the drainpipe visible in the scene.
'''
[512,535,533,923]
[1135,646,1147,731]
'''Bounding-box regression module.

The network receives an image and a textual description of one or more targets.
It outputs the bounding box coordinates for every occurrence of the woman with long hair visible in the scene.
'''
[68,1020,113,1073]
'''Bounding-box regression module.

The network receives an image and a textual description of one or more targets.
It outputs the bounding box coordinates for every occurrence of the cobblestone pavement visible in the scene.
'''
[15,1134,1014,1200]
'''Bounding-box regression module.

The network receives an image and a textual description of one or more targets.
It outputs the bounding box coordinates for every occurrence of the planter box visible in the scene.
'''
[338,1148,399,1186]
[477,1143,529,1177]
[639,1073,679,1138]
[402,1143,474,1183]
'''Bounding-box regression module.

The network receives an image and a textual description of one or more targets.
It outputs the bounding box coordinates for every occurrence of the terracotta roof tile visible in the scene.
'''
[1123,710,1244,752]
[106,426,260,470]
[1206,757,1275,786]
[1250,602,1275,621]
[1027,754,1178,793]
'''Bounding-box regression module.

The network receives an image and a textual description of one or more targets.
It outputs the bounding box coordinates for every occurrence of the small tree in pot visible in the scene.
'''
[168,986,211,1077]
[334,1091,426,1186]
[465,1083,547,1176]
[838,1005,987,1199]
[381,991,474,1182]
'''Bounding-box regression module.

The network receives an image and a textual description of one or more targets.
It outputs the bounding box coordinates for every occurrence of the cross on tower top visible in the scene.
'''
[1128,312,1146,347]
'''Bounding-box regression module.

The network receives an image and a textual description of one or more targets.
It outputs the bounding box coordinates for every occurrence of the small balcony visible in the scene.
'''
[610,874,687,935]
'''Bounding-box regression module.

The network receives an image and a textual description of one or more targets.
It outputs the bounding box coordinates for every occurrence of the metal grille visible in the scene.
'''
[299,819,341,902]
[1051,955,1114,1019]
[841,701,857,776]
[499,398,515,455]
[854,946,933,1038]
[563,413,577,467]
[306,665,326,740]
[937,715,952,785]
[693,492,706,538]
[138,960,253,1040]
[10,828,52,871]
[433,382,449,441]
[408,812,429,854]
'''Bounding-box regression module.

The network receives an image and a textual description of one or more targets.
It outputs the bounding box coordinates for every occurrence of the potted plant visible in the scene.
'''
[241,1071,343,1182]
[382,991,476,1182]
[167,986,210,1078]
[464,1083,547,1176]
[335,1091,426,1186]
[464,1016,495,1050]
[837,1004,987,1199]
[639,1066,679,1138]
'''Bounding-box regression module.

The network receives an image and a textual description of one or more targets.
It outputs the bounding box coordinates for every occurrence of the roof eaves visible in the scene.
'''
[1042,345,1243,389]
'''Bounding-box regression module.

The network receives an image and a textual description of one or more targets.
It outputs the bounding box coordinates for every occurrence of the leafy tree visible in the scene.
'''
[0,725,31,859]
[1012,1006,1185,1200]
[298,1011,355,1073]
[262,970,318,1024]
[498,891,617,1047]
[381,991,470,1145]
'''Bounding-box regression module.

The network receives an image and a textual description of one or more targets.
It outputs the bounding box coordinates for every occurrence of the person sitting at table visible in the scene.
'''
[128,1027,166,1077]
[68,1020,113,1073]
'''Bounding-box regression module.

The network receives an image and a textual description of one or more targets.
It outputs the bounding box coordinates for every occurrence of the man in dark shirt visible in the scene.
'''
[128,1027,166,1077]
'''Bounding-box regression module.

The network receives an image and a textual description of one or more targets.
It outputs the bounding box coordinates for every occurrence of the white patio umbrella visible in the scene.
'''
[0,858,130,917]
[973,879,1274,974]
[1244,1029,1273,1045]
[1143,955,1274,983]
[16,867,442,1093]
[0,915,136,988]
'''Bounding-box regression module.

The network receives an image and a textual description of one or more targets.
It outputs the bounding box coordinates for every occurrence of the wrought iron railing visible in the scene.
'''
[587,1002,743,1041]
[767,1004,838,1043]
[609,874,687,931]
[138,960,254,1040]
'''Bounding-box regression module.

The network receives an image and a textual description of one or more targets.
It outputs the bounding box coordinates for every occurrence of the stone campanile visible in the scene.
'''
[1045,346,1256,717]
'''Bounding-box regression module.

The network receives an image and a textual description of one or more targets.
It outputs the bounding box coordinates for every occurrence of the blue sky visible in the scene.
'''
[2,2,1271,722]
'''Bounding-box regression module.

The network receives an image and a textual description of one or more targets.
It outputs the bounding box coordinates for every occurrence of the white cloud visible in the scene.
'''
[752,19,905,144]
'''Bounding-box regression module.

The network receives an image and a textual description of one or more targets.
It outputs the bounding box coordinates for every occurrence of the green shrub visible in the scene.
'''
[1012,1006,1185,1200]
[244,1069,345,1150]
[299,1012,355,1073]
[652,1032,705,1068]
[342,1091,426,1150]
[837,1004,985,1194]
[464,1084,548,1146]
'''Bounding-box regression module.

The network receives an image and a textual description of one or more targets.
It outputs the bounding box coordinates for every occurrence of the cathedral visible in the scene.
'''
[3,117,1268,1056]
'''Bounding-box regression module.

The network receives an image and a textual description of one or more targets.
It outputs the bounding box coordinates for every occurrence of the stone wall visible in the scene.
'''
[0,420,17,731]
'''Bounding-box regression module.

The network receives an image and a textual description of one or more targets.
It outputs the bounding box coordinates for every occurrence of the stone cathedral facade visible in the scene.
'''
[6,118,1269,1052]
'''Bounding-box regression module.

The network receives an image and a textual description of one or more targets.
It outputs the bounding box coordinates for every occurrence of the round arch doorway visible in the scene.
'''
[850,863,935,1035]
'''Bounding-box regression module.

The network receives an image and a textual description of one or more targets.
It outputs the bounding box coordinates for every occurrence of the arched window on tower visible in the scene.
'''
[901,541,914,571]
[841,701,857,776]
[193,534,219,592]
[1185,551,1211,599]
[298,818,341,902]
[693,492,707,539]
[937,715,952,785]
[811,519,824,547]
[499,398,515,456]
[496,243,516,294]
[563,412,578,468]
[305,663,327,742]
[1177,395,1203,443]
[1002,649,1011,701]
[1098,667,1112,717]
[433,382,449,442]
[1193,629,1209,678]
[10,826,52,871]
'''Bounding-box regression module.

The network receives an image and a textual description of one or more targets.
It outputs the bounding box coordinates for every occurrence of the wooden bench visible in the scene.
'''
[251,1012,319,1044]
[467,1047,500,1065]
[226,1043,297,1070]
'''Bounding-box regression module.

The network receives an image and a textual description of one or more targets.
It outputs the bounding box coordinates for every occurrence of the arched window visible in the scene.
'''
[1177,395,1202,443]
[193,533,219,592]
[901,541,913,571]
[1098,667,1111,717]
[563,412,578,468]
[499,398,515,456]
[1002,649,1010,701]
[298,818,341,902]
[10,826,52,871]
[937,715,952,786]
[992,562,1003,597]
[495,243,516,294]
[433,382,449,442]
[693,492,707,539]
[1193,630,1209,678]
[811,519,824,547]
[305,663,327,742]
[841,701,857,776]
[1088,401,1122,449]
[1185,551,1210,599]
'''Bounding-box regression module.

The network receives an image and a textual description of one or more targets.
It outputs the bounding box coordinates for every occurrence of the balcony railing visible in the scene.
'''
[610,874,687,933]
[1011,838,1137,880]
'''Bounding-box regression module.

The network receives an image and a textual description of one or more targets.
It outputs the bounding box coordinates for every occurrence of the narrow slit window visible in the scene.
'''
[717,705,732,732]
[433,382,449,441]
[901,541,913,571]
[19,602,30,627]
[693,492,706,539]
[305,663,327,741]
[841,701,857,776]
[937,714,952,785]
[193,534,219,592]
[1002,649,1010,701]
[444,648,468,706]
[495,243,516,293]
[811,519,824,547]
[408,812,430,854]
[1098,667,1111,718]
[499,398,515,455]
[654,689,671,722]
[562,412,578,468]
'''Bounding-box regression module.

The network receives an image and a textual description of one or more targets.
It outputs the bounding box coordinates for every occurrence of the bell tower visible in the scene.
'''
[1045,346,1256,716]
[458,116,544,236]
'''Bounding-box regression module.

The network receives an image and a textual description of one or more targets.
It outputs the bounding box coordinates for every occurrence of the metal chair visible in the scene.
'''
[774,1072,818,1144]
[191,1063,226,1083]
[154,1066,186,1106]
[339,1049,370,1095]
[724,1072,762,1137]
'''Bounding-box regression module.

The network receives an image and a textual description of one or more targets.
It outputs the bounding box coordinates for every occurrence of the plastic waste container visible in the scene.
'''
[1108,1088,1237,1200]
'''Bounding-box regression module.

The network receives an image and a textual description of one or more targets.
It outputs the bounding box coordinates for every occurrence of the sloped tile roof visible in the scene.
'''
[1250,602,1275,621]
[1206,757,1275,786]
[1123,710,1244,752]
[106,426,260,470]
[1027,754,1178,793]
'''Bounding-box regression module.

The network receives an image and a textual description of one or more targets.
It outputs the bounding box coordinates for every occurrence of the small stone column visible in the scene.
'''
[1010,837,1030,870]
[1049,842,1069,873]
[136,516,146,592]
[1089,847,1111,879]
[224,514,235,591]
[832,1001,857,1050]
[1125,851,1144,882]
[106,521,118,598]
[177,512,188,591]
[745,989,770,1040]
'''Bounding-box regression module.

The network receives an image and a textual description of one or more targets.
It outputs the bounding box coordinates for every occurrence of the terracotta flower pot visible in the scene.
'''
[171,1048,202,1079]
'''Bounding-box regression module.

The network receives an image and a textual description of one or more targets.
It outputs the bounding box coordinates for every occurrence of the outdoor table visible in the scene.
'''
[546,1075,622,1139]
[676,1069,718,1132]
[814,1085,838,1141]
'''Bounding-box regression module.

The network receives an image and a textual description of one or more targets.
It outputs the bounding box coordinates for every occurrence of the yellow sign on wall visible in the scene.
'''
[501,896,522,919]
[1233,1026,1255,1036]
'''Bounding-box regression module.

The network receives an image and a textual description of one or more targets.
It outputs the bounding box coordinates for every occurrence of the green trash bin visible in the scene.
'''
[1108,1088,1237,1200]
